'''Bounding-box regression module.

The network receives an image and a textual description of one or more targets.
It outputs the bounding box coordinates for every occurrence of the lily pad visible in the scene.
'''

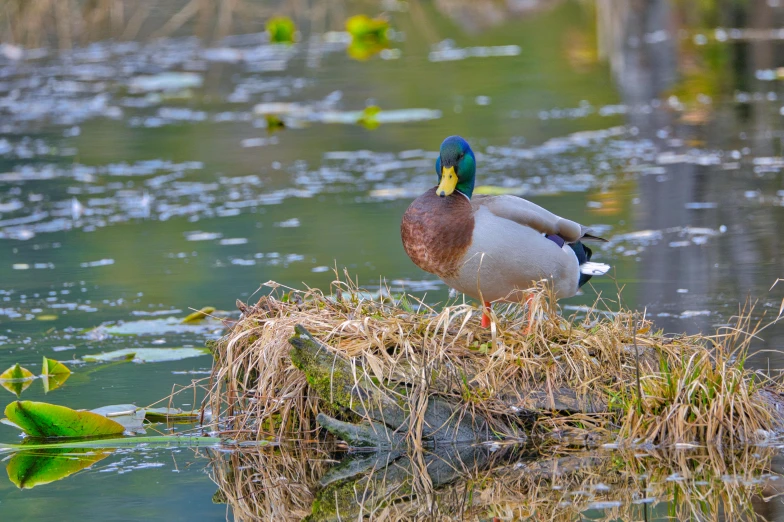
[90,404,146,433]
[357,105,382,129]
[144,407,200,423]
[7,448,111,489]
[0,435,227,452]
[92,317,224,337]
[42,357,71,377]
[4,401,125,438]
[0,380,33,396]
[42,374,70,394]
[0,364,35,396]
[0,364,34,381]
[266,16,296,44]
[182,306,216,324]
[346,15,389,43]
[82,348,209,364]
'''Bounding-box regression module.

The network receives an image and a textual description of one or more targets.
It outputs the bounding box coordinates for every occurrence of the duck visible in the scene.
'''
[400,135,610,329]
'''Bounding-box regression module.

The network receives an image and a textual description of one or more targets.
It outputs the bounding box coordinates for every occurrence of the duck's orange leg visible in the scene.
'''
[481,301,492,328]
[523,294,535,335]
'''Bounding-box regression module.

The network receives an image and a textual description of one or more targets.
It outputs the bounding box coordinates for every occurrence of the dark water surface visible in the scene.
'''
[0,0,783,520]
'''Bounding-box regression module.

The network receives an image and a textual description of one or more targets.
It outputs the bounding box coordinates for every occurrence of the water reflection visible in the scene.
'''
[598,0,783,345]
[209,442,783,521]
[0,0,783,519]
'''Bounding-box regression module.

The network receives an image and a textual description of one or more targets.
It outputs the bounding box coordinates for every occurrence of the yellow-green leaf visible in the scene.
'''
[4,401,125,438]
[42,374,70,394]
[0,364,34,381]
[0,380,32,396]
[182,306,216,324]
[42,357,71,377]
[7,448,111,489]
[357,105,382,129]
[266,16,296,44]
[345,15,389,42]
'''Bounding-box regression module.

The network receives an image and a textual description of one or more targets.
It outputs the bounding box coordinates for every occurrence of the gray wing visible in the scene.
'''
[473,195,606,243]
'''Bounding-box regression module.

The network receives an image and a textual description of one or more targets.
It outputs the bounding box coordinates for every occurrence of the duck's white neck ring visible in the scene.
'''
[455,190,470,202]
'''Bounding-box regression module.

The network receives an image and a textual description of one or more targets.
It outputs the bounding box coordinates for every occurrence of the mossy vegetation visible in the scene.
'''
[206,272,784,448]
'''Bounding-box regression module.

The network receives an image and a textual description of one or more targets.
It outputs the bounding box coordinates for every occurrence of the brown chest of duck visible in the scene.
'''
[401,135,610,330]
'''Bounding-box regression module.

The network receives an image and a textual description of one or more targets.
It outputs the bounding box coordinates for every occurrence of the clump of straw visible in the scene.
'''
[205,271,784,446]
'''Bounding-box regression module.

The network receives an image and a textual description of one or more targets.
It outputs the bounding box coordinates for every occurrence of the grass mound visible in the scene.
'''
[205,273,783,446]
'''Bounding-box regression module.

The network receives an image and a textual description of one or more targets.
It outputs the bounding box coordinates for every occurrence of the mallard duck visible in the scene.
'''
[401,135,610,329]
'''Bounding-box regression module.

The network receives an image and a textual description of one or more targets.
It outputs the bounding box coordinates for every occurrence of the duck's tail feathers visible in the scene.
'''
[569,241,610,288]
[580,262,611,276]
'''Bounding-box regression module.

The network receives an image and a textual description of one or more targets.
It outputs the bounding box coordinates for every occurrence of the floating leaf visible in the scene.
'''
[92,317,223,337]
[0,364,34,381]
[90,405,147,433]
[182,306,216,324]
[144,408,200,423]
[1,380,32,396]
[4,401,125,438]
[82,348,209,364]
[265,114,285,131]
[41,357,71,393]
[346,15,389,43]
[7,448,111,489]
[42,357,71,377]
[266,16,296,44]
[0,435,227,452]
[42,374,70,394]
[357,105,382,129]
[0,364,35,396]
[347,40,388,61]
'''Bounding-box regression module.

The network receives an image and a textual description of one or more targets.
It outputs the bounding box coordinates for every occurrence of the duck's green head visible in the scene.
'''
[436,135,476,199]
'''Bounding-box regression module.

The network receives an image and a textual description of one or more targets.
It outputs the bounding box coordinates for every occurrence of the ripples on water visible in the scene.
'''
[0,0,783,519]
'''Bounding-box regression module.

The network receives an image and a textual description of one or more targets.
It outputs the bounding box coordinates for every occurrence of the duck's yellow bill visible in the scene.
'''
[437,166,457,197]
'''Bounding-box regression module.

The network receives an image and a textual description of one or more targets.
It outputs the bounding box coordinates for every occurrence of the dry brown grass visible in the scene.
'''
[208,443,334,521]
[204,271,784,448]
[208,442,783,522]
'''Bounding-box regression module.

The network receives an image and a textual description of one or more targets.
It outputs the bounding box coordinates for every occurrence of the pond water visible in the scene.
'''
[0,0,783,520]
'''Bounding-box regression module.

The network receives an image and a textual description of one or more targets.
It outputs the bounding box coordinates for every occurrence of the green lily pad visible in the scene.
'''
[346,14,389,43]
[144,407,200,423]
[7,448,111,489]
[266,16,296,44]
[182,306,216,324]
[42,357,71,377]
[42,374,70,394]
[0,435,228,453]
[0,364,34,381]
[82,348,209,364]
[0,364,36,396]
[1,380,32,396]
[357,105,382,129]
[4,401,125,439]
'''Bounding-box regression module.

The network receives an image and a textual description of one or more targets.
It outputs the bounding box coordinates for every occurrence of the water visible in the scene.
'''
[0,0,783,519]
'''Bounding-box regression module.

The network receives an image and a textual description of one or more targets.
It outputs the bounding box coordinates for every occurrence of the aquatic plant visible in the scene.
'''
[204,271,784,448]
[266,16,296,44]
